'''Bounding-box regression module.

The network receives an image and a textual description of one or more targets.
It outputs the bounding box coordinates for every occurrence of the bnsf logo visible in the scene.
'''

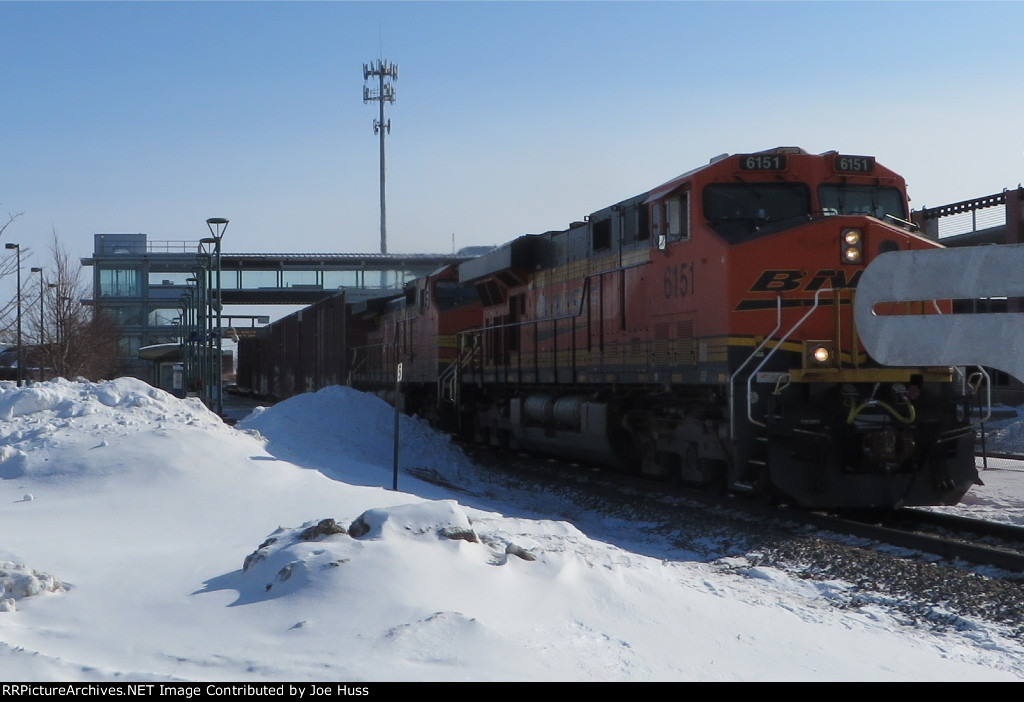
[736,269,864,311]
[749,269,863,293]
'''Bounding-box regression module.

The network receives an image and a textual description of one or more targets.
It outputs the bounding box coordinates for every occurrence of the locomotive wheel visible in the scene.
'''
[654,445,727,493]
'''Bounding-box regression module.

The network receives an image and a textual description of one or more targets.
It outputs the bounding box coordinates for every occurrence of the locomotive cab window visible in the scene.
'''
[652,193,690,249]
[592,217,612,252]
[666,194,689,242]
[652,201,663,247]
[818,185,907,221]
[703,182,811,243]
[619,204,647,246]
[433,279,479,311]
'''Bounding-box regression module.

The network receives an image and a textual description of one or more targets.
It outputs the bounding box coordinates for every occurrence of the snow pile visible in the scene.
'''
[0,377,228,481]
[0,376,214,425]
[233,500,542,607]
[238,384,476,484]
[1,379,1023,681]
[0,561,66,611]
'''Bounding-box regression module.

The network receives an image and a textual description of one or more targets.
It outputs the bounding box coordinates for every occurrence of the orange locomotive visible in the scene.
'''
[350,264,482,426]
[438,147,980,510]
[341,147,980,509]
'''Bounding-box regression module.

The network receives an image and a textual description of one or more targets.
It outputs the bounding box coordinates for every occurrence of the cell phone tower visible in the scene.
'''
[363,58,398,255]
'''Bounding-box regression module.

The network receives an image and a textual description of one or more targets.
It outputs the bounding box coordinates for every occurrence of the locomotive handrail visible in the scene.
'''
[438,355,458,405]
[966,367,992,426]
[438,340,479,407]
[453,260,648,340]
[454,272,603,384]
[452,258,651,345]
[453,256,653,385]
[882,213,920,232]
[727,296,783,435]
[744,287,835,428]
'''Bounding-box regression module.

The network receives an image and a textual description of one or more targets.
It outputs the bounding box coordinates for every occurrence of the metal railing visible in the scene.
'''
[915,188,1023,239]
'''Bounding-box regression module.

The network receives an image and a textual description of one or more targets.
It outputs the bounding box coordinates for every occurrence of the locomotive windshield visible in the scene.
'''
[433,279,478,310]
[702,182,811,242]
[818,185,907,221]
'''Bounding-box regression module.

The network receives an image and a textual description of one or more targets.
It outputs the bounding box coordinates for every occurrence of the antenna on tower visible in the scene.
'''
[363,58,398,255]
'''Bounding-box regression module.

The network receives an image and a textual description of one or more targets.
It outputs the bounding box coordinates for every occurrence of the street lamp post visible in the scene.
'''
[176,298,188,397]
[196,242,215,409]
[30,267,44,382]
[205,218,228,416]
[186,275,203,398]
[171,316,182,396]
[55,295,70,378]
[6,243,22,386]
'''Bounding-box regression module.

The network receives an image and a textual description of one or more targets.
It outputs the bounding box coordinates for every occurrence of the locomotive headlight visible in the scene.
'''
[804,341,835,368]
[841,228,863,264]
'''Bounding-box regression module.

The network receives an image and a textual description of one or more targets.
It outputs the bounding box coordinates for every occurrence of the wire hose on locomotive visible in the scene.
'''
[845,389,916,426]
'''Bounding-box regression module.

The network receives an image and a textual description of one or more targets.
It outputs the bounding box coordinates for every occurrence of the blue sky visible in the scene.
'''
[3,0,1024,266]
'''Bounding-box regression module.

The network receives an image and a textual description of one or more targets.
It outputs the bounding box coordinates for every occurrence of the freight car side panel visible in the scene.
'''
[235,291,353,400]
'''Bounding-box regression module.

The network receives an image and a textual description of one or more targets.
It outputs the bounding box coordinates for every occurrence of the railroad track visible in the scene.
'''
[458,442,1024,574]
[783,508,1024,574]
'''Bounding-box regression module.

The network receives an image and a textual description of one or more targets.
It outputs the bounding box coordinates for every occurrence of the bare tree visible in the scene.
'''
[0,211,23,239]
[31,232,125,380]
[0,211,26,350]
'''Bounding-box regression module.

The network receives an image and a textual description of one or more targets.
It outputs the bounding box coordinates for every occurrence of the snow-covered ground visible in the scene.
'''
[1,378,1022,681]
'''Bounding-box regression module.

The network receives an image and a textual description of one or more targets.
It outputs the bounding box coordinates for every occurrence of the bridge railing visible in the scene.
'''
[147,240,204,253]
[914,189,1023,239]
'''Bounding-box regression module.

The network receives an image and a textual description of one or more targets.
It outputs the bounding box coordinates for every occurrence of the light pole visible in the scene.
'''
[196,246,213,407]
[171,316,182,396]
[30,267,45,382]
[187,273,205,399]
[6,243,22,386]
[180,285,196,396]
[205,217,228,416]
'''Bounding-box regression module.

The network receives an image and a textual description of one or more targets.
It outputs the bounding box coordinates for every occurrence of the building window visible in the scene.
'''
[241,270,279,289]
[281,270,319,288]
[100,305,144,326]
[99,268,141,297]
[147,272,195,287]
[118,335,142,358]
[147,308,182,326]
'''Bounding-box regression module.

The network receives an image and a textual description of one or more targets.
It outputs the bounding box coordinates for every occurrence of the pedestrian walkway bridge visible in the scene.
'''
[84,233,486,306]
[915,187,1024,247]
